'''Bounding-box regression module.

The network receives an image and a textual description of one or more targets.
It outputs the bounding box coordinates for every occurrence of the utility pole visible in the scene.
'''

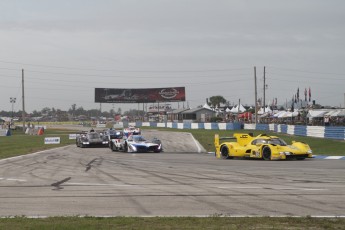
[254,66,258,125]
[263,66,266,113]
[22,69,25,132]
[238,98,240,113]
[286,98,288,110]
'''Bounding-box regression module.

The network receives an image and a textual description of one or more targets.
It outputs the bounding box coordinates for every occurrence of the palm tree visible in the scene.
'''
[208,96,227,108]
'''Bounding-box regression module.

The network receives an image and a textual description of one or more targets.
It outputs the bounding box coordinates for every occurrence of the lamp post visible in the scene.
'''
[10,97,16,119]
[10,97,16,130]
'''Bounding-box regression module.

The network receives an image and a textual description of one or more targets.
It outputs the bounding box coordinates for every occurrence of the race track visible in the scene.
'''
[0,130,344,217]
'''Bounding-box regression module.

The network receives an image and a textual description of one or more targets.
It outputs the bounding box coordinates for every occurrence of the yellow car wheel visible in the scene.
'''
[262,146,271,161]
[220,146,233,159]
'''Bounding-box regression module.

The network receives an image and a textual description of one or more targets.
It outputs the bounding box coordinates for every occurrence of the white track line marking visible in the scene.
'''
[325,156,344,160]
[65,182,136,187]
[217,186,327,191]
[0,178,27,182]
[190,133,202,153]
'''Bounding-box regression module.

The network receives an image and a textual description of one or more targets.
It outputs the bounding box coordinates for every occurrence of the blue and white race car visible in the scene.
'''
[123,135,162,153]
[123,126,141,137]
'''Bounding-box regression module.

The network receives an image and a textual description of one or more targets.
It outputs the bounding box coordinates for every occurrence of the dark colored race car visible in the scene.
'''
[76,130,109,148]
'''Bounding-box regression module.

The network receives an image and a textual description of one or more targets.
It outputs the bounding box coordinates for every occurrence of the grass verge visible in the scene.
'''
[0,129,77,159]
[0,216,344,230]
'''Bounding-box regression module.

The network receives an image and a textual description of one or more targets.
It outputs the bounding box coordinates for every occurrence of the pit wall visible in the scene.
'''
[120,122,345,141]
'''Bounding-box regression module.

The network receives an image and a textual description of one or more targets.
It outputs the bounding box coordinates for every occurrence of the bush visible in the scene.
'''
[210,117,223,122]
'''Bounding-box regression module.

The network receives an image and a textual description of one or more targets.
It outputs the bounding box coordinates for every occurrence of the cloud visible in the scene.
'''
[1,0,345,112]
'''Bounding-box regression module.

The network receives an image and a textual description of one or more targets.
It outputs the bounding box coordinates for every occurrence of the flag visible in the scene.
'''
[308,87,311,102]
[294,94,297,103]
[304,88,307,101]
[297,87,299,101]
[114,114,121,121]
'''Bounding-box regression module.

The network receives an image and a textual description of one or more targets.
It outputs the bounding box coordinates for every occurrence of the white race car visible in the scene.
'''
[123,135,162,153]
[123,126,141,137]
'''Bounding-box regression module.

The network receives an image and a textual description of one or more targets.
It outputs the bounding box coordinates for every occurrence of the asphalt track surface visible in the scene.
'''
[0,130,344,217]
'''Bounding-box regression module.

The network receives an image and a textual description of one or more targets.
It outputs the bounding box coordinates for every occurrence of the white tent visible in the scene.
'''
[229,106,238,113]
[278,111,289,118]
[289,111,299,117]
[325,110,345,117]
[274,111,287,118]
[0,117,11,122]
[275,111,299,118]
[230,104,246,113]
[324,110,338,116]
[336,110,345,116]
[203,103,211,110]
[258,106,272,115]
[307,110,328,118]
[264,106,272,113]
[225,107,231,113]
[238,104,246,112]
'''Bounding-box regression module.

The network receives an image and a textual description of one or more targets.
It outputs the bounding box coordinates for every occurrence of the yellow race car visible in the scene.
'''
[214,133,313,160]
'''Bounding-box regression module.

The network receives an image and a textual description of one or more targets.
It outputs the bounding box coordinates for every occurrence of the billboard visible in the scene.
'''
[95,87,186,103]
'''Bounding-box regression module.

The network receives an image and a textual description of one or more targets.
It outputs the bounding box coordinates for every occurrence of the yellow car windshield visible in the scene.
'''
[267,138,287,146]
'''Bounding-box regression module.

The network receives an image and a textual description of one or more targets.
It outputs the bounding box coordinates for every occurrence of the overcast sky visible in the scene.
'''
[1,0,345,113]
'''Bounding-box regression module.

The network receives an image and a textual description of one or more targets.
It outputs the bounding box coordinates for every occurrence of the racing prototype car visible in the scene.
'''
[106,129,125,151]
[122,135,162,153]
[123,126,141,137]
[76,130,109,148]
[215,133,313,160]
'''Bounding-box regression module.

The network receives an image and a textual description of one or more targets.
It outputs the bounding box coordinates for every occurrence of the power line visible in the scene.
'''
[0,59,251,73]
[269,66,345,76]
[268,77,342,86]
[268,72,345,81]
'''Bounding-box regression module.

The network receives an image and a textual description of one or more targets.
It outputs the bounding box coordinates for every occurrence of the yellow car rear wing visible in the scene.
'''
[214,134,237,157]
[215,133,254,156]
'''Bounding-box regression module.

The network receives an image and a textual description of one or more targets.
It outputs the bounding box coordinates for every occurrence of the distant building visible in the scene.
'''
[167,108,190,122]
[181,107,216,122]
